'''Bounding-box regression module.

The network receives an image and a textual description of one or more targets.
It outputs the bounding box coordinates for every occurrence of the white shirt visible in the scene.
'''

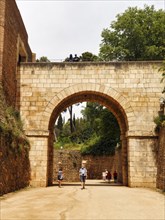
[79,167,87,176]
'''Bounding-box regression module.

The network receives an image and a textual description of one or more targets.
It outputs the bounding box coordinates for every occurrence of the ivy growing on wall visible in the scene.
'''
[154,62,165,133]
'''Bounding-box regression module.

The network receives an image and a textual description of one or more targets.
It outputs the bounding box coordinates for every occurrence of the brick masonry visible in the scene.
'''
[0,135,30,195]
[18,61,163,188]
[0,0,32,106]
[0,0,32,195]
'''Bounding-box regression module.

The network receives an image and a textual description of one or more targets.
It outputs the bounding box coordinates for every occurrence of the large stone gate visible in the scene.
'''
[17,61,163,188]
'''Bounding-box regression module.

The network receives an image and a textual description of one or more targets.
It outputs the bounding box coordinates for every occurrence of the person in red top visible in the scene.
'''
[113,170,118,183]
[106,171,112,183]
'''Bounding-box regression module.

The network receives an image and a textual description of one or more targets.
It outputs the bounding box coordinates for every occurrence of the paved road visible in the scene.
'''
[1,183,164,220]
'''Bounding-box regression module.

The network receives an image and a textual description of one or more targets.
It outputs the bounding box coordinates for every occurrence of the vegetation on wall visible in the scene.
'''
[80,52,99,61]
[159,61,165,94]
[0,106,30,152]
[154,115,165,128]
[0,86,30,195]
[154,61,165,132]
[36,56,50,62]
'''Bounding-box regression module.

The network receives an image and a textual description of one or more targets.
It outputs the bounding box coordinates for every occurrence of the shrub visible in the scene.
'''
[81,136,117,156]
[0,106,30,152]
[154,115,165,133]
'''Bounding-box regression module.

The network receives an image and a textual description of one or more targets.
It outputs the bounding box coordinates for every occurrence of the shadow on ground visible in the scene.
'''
[53,179,123,186]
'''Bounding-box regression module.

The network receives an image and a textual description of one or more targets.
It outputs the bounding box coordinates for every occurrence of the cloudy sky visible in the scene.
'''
[16,0,164,119]
[16,0,164,61]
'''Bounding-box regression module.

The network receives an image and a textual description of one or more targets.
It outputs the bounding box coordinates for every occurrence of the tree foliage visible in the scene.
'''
[81,103,120,155]
[36,56,50,62]
[55,102,120,155]
[80,52,99,61]
[99,5,165,61]
[56,113,63,131]
[65,52,99,62]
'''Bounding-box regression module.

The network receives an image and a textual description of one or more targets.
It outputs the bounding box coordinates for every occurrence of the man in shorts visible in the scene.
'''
[79,163,87,190]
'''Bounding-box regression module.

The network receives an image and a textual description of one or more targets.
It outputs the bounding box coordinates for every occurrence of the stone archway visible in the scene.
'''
[45,85,133,186]
[41,83,135,130]
[26,82,157,188]
[21,62,160,188]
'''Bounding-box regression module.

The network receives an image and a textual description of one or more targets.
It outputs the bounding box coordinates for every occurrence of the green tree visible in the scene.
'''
[55,102,120,155]
[36,56,50,62]
[81,102,120,155]
[100,109,120,141]
[82,103,102,129]
[80,52,99,61]
[56,113,63,131]
[99,5,165,61]
[54,113,64,141]
[57,103,80,136]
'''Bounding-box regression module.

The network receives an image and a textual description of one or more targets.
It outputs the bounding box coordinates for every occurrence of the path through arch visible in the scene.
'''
[47,90,129,186]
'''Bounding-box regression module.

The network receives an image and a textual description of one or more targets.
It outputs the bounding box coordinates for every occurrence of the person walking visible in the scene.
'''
[105,169,108,180]
[113,170,118,183]
[102,171,106,181]
[79,164,87,190]
[106,171,112,183]
[57,168,63,188]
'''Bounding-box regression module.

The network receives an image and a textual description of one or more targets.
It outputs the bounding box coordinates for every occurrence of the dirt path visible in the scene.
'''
[1,184,164,220]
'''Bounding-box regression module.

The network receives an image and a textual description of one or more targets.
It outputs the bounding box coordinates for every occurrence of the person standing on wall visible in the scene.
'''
[79,163,87,190]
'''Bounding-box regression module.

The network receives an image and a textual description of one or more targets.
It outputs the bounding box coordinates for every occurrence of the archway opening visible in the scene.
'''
[47,91,128,186]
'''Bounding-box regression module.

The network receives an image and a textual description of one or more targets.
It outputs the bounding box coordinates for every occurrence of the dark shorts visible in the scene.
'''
[58,175,63,181]
[80,175,86,182]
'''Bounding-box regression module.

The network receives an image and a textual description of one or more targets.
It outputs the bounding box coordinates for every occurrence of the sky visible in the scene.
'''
[16,0,164,121]
[16,0,164,61]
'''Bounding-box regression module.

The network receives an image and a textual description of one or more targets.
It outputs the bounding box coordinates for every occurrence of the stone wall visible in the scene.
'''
[0,0,5,82]
[0,135,31,196]
[0,0,32,106]
[28,135,48,187]
[0,0,32,195]
[156,127,165,191]
[53,150,121,182]
[19,61,162,187]
[128,138,157,188]
[19,61,163,135]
